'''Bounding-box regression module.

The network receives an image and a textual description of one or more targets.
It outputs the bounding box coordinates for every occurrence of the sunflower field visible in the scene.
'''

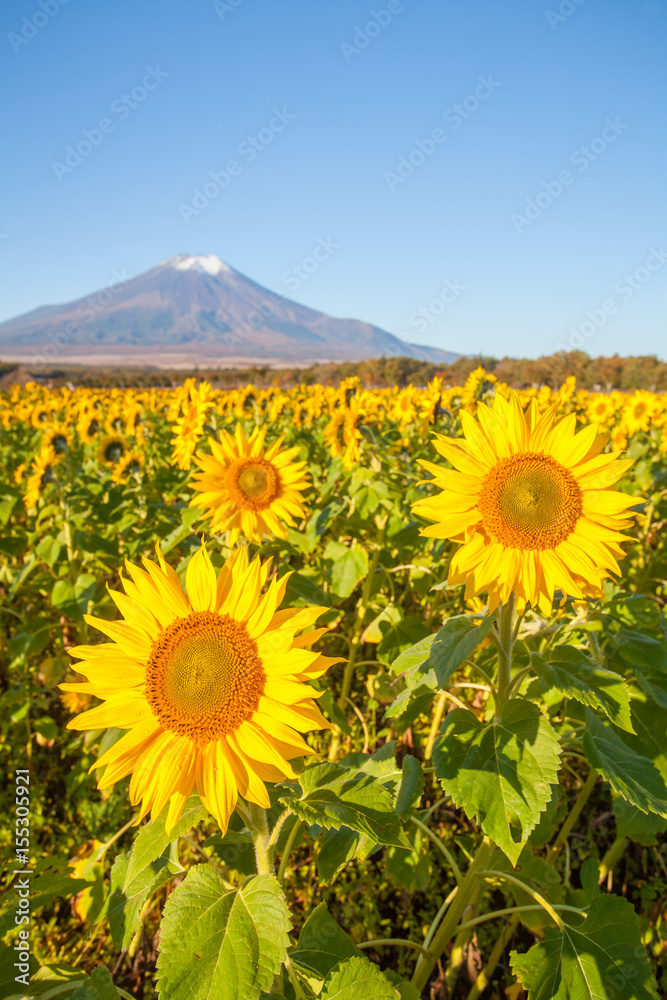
[1,368,667,1000]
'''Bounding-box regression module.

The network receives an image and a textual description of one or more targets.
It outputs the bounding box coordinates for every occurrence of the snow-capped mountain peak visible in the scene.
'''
[167,254,232,277]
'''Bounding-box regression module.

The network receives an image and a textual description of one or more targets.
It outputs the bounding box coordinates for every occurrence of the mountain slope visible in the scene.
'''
[0,254,457,364]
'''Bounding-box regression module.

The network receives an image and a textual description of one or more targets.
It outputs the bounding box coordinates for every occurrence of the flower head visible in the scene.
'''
[413,390,639,613]
[189,424,310,544]
[62,546,337,833]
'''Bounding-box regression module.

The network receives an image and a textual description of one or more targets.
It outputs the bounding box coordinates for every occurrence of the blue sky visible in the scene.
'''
[1,0,665,359]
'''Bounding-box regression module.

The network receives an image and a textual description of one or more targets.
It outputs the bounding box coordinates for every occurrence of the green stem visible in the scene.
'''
[494,595,515,715]
[277,819,304,887]
[410,815,463,884]
[598,835,627,885]
[424,691,448,761]
[547,768,597,861]
[423,886,459,949]
[357,938,431,958]
[465,913,520,1000]
[328,542,381,761]
[411,837,495,994]
[480,870,564,928]
[445,883,480,993]
[455,902,586,936]
[247,802,274,876]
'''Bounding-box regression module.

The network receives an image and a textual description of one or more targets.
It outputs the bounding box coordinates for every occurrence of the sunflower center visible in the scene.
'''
[225,458,280,511]
[145,610,265,743]
[478,453,582,550]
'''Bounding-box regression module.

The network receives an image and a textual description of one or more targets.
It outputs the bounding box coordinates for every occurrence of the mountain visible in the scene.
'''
[0,254,457,365]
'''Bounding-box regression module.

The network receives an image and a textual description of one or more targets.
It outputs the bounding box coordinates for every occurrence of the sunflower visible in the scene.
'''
[61,545,337,833]
[111,450,144,484]
[98,435,127,467]
[621,390,657,437]
[412,390,639,613]
[189,424,310,544]
[24,445,60,510]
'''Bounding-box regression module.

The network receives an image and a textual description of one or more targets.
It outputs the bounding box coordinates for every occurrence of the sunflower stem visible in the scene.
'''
[328,539,382,761]
[494,594,515,717]
[247,802,275,876]
[411,836,496,994]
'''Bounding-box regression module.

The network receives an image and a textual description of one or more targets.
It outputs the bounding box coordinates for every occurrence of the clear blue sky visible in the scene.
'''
[1,0,665,359]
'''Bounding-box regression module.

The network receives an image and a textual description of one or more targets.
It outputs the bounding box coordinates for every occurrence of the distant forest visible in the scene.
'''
[2,351,667,391]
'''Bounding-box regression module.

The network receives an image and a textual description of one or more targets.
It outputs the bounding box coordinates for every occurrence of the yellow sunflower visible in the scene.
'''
[98,435,127,467]
[189,424,310,544]
[61,545,337,833]
[412,390,639,614]
[24,444,60,510]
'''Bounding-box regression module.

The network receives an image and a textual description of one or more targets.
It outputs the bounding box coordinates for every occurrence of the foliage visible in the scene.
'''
[1,370,666,999]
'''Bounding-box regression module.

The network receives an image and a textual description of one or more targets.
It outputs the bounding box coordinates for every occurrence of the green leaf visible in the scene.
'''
[433,699,561,864]
[582,709,667,818]
[389,635,436,676]
[611,628,667,673]
[377,615,430,667]
[325,543,369,600]
[70,966,120,999]
[127,795,209,883]
[285,572,329,608]
[532,647,634,732]
[156,869,291,1000]
[283,762,410,849]
[510,893,658,1000]
[317,826,377,884]
[108,849,180,950]
[160,506,200,555]
[107,795,207,948]
[319,957,400,1000]
[395,756,424,819]
[613,794,667,845]
[384,827,431,891]
[429,614,495,688]
[291,903,363,979]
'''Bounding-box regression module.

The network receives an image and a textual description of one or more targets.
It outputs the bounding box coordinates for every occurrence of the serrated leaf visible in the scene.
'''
[156,869,290,1000]
[126,795,208,885]
[317,826,377,884]
[389,634,436,676]
[291,903,363,978]
[429,614,495,687]
[377,615,430,667]
[320,957,399,999]
[106,795,207,948]
[511,893,659,1000]
[433,699,561,864]
[395,756,424,819]
[108,849,180,950]
[325,543,369,600]
[582,709,667,818]
[284,762,410,849]
[70,966,120,999]
[612,794,667,845]
[532,647,633,732]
